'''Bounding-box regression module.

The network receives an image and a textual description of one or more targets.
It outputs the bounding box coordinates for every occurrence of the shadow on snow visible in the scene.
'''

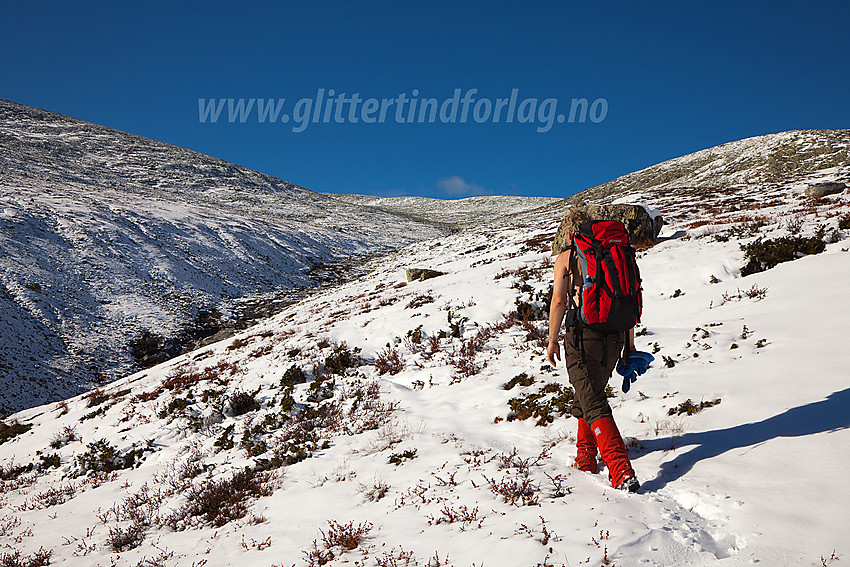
[636,387,850,492]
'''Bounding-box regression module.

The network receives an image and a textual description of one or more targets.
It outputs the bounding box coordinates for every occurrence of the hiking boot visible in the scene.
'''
[615,475,640,493]
[574,417,598,473]
[591,417,637,490]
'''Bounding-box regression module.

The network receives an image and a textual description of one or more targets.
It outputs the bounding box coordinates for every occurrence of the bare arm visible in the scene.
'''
[547,251,572,366]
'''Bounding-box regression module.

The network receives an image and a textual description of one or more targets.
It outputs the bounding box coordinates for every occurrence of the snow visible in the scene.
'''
[2,99,558,413]
[3,99,850,565]
[1,184,849,566]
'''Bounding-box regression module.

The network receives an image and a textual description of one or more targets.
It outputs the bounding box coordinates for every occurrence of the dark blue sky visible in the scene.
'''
[3,1,849,198]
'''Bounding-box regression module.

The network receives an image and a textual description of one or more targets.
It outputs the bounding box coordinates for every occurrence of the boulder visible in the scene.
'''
[406,268,445,282]
[551,204,664,255]
[805,182,845,198]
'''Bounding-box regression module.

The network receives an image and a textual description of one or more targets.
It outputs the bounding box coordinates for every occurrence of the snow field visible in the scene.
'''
[1,190,849,566]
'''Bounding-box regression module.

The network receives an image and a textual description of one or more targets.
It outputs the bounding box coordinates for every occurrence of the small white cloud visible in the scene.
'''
[436,176,487,197]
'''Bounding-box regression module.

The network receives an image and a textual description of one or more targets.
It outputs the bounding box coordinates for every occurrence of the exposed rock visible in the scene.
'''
[805,182,846,198]
[406,268,445,282]
[551,204,664,255]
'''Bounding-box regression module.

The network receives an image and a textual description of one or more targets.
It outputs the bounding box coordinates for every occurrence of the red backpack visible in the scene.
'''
[568,220,643,334]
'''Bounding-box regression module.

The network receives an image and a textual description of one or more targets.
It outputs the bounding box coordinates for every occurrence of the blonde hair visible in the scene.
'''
[562,208,592,238]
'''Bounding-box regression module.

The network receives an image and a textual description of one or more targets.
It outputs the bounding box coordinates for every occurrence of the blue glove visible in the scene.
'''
[616,351,654,393]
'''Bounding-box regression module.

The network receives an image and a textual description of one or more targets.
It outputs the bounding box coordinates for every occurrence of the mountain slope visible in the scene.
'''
[575,129,850,203]
[328,194,560,228]
[0,177,848,566]
[0,100,449,414]
[509,129,850,228]
[0,101,563,415]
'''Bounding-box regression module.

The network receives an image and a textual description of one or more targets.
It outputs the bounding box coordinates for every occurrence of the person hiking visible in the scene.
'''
[546,209,641,492]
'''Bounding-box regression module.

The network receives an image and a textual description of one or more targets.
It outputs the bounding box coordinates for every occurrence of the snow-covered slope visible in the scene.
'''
[0,100,553,414]
[1,172,848,566]
[516,129,850,226]
[577,129,850,203]
[328,194,561,228]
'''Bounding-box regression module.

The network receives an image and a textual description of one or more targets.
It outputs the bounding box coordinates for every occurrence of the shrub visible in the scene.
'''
[728,218,768,238]
[0,422,33,445]
[785,215,805,234]
[741,236,826,276]
[522,320,548,349]
[322,520,373,551]
[108,521,145,552]
[159,396,192,419]
[406,325,425,344]
[374,346,404,375]
[484,474,539,507]
[20,485,76,510]
[279,386,296,412]
[303,541,335,567]
[446,309,469,338]
[0,461,34,481]
[76,439,154,474]
[214,425,235,451]
[717,284,769,307]
[428,504,482,528]
[228,389,260,416]
[323,343,362,375]
[839,213,850,231]
[0,515,22,537]
[39,454,61,469]
[281,364,307,387]
[240,427,269,457]
[162,360,241,393]
[85,388,110,408]
[447,324,500,380]
[375,547,419,567]
[406,293,435,309]
[303,520,373,566]
[388,449,417,465]
[667,398,721,416]
[513,299,545,322]
[503,373,535,390]
[131,389,163,403]
[201,388,224,403]
[169,468,273,529]
[54,400,69,416]
[358,479,390,502]
[507,384,574,426]
[0,548,52,567]
[307,375,336,403]
[80,406,107,422]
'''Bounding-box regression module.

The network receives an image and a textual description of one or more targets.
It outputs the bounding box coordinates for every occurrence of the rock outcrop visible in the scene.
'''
[551,204,664,255]
[406,268,445,282]
[805,182,846,198]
